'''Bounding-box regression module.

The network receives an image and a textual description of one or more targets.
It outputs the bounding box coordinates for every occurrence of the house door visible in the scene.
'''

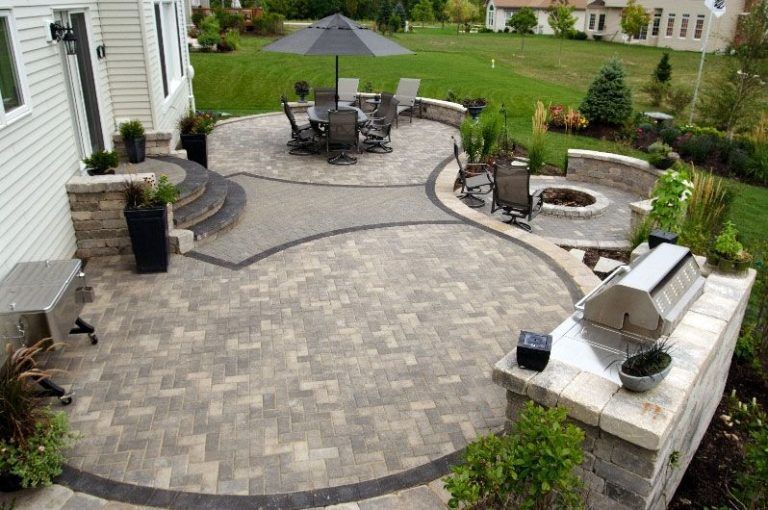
[57,11,104,156]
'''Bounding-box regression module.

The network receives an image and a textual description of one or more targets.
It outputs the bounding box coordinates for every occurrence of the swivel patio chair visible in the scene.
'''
[337,78,360,107]
[282,96,317,156]
[326,109,360,165]
[452,136,493,208]
[491,159,543,232]
[314,87,336,113]
[393,78,421,127]
[361,96,399,153]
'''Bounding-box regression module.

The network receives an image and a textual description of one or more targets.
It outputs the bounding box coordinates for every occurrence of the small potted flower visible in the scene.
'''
[618,339,673,392]
[708,221,750,273]
[462,98,488,120]
[0,341,79,492]
[178,111,216,168]
[83,150,119,176]
[119,120,146,164]
[123,174,179,273]
[294,80,310,103]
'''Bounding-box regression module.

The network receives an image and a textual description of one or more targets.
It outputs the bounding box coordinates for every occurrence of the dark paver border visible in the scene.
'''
[229,171,427,189]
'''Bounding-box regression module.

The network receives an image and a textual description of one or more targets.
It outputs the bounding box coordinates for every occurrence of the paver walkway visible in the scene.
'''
[14,115,591,509]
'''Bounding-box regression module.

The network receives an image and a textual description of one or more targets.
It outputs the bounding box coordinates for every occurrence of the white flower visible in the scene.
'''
[37,445,45,453]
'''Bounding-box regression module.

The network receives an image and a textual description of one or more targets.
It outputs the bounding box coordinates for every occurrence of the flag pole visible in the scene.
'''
[689,12,714,124]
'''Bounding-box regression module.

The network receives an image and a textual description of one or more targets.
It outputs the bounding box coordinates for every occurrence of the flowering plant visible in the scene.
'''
[548,104,588,131]
[649,167,693,233]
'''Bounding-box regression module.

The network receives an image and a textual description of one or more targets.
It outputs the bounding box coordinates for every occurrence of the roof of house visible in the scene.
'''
[490,0,588,9]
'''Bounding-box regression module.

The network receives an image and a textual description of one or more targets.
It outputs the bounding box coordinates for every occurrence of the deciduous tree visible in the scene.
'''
[444,0,477,35]
[507,7,537,51]
[547,0,576,66]
[620,0,650,41]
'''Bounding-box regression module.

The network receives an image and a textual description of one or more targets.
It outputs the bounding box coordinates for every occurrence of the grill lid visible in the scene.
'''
[0,260,82,314]
[582,244,705,339]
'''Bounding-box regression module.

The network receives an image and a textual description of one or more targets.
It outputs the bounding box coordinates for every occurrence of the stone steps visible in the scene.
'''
[173,171,229,229]
[158,155,209,208]
[190,179,246,242]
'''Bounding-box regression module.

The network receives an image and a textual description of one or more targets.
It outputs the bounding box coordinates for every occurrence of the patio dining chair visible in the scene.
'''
[281,95,317,155]
[314,87,336,112]
[337,78,360,107]
[393,78,420,127]
[452,136,493,208]
[326,109,360,165]
[361,96,399,153]
[491,159,543,232]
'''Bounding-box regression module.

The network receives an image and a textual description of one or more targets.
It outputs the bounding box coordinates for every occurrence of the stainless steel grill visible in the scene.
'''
[0,259,98,404]
[550,244,705,384]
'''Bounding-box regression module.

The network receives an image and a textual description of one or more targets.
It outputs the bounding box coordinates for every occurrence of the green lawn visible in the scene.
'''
[191,29,765,247]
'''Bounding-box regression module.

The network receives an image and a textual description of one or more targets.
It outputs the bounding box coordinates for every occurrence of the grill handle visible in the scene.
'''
[574,265,630,312]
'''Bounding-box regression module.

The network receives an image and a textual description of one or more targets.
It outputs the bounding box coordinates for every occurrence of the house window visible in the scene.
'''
[694,14,705,39]
[589,13,596,30]
[637,24,648,40]
[0,12,29,124]
[598,14,606,31]
[651,9,662,36]
[666,14,675,37]
[487,4,495,27]
[680,14,689,38]
[154,1,184,99]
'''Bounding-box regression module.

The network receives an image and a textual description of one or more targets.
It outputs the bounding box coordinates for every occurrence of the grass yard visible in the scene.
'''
[191,28,765,247]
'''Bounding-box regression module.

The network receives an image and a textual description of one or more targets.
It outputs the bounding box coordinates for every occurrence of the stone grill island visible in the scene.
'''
[493,246,755,510]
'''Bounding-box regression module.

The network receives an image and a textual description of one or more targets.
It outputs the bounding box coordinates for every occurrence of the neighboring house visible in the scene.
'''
[0,0,194,280]
[585,0,749,52]
[485,0,588,35]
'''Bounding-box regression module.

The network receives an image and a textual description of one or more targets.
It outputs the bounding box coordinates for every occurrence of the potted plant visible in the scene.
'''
[119,120,146,164]
[294,80,310,103]
[462,98,488,120]
[647,167,692,248]
[708,221,749,273]
[123,174,179,273]
[618,339,673,392]
[178,111,216,168]
[0,341,79,492]
[647,141,679,170]
[83,150,119,176]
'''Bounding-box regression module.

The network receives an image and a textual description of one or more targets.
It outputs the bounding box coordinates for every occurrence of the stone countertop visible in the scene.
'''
[493,270,756,451]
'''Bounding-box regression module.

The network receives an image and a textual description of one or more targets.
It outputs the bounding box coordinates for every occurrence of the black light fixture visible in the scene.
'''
[50,22,77,55]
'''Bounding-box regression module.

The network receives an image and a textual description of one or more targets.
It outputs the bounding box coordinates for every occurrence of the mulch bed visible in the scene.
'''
[561,247,630,277]
[542,188,595,207]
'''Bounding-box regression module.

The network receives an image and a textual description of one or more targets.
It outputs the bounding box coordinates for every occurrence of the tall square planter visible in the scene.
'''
[181,133,208,168]
[124,206,169,273]
[125,136,146,163]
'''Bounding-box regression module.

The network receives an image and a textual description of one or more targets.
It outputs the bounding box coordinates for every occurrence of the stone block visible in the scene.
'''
[594,459,653,497]
[492,351,538,395]
[526,360,581,407]
[170,229,194,254]
[569,248,586,262]
[600,388,679,451]
[558,372,619,426]
[593,257,625,274]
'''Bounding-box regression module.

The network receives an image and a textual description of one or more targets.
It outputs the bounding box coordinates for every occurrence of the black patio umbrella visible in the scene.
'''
[263,13,413,110]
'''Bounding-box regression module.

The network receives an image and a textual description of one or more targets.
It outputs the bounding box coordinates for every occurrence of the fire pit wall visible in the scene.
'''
[567,149,664,198]
[493,270,755,510]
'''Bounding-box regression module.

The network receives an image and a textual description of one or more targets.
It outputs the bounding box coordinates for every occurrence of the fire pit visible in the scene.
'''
[534,184,609,219]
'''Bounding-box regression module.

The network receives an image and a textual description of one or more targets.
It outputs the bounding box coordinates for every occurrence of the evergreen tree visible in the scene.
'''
[653,53,672,84]
[377,0,393,32]
[579,59,633,127]
[394,1,408,30]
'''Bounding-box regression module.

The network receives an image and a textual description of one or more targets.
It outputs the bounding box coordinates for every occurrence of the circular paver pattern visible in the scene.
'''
[56,224,573,495]
[207,114,457,186]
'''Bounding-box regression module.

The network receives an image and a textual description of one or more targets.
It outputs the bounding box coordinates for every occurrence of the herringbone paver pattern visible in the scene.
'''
[54,224,572,495]
[207,114,457,186]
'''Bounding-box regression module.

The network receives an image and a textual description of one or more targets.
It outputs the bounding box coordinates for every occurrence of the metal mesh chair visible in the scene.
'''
[282,96,317,155]
[491,160,543,232]
[314,87,336,112]
[452,136,493,208]
[394,78,420,126]
[337,78,359,107]
[326,110,360,165]
[362,96,399,153]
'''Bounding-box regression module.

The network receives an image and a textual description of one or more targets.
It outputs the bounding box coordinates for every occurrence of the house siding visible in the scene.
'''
[485,0,587,35]
[0,0,193,281]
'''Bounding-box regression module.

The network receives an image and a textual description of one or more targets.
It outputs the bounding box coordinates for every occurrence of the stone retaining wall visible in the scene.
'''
[493,270,755,510]
[630,199,653,232]
[111,131,174,160]
[66,174,154,259]
[567,150,663,198]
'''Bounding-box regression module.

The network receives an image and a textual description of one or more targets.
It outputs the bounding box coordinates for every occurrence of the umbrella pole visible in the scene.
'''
[335,55,339,111]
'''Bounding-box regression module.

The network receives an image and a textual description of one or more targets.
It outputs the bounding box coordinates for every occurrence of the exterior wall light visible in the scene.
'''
[50,22,77,55]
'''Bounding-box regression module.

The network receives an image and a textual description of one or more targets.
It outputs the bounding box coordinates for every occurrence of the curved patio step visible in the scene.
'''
[173,171,229,229]
[156,156,209,208]
[190,179,246,242]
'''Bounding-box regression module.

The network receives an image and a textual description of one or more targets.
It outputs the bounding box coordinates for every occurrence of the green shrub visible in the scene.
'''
[647,141,675,169]
[649,167,693,233]
[667,85,693,114]
[678,133,717,165]
[713,221,744,260]
[659,127,681,146]
[198,16,221,50]
[221,28,240,51]
[728,393,768,510]
[83,150,119,173]
[641,78,670,107]
[191,11,205,28]
[679,169,732,255]
[214,8,244,32]
[125,174,179,208]
[178,111,216,136]
[579,59,633,127]
[528,100,548,174]
[119,120,144,140]
[653,53,672,84]
[253,12,284,36]
[444,401,585,509]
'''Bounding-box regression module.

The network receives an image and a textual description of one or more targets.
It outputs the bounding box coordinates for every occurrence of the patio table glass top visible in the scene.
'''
[307,105,368,125]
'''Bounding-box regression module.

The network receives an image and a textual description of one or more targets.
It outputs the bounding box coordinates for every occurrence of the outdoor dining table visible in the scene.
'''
[307,106,368,128]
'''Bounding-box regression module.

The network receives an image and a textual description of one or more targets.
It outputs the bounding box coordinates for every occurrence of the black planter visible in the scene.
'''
[125,136,146,164]
[181,133,208,168]
[0,472,23,492]
[467,105,486,120]
[124,206,169,273]
[648,229,679,249]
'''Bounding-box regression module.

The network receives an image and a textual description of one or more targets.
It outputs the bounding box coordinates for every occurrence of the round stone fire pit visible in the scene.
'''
[535,185,609,218]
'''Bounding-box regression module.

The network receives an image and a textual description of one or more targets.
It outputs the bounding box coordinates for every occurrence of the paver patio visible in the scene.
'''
[37,114,607,506]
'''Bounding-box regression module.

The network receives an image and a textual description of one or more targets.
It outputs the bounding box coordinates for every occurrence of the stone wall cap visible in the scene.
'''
[66,173,155,193]
[568,149,658,173]
[629,199,653,213]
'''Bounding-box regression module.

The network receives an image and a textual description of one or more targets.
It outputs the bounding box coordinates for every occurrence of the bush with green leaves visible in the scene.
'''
[713,221,744,260]
[124,174,179,209]
[444,401,585,509]
[647,141,675,169]
[579,59,633,127]
[198,16,221,50]
[83,150,118,173]
[648,166,693,233]
[459,113,500,164]
[119,120,144,140]
[727,393,768,510]
[221,28,241,51]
